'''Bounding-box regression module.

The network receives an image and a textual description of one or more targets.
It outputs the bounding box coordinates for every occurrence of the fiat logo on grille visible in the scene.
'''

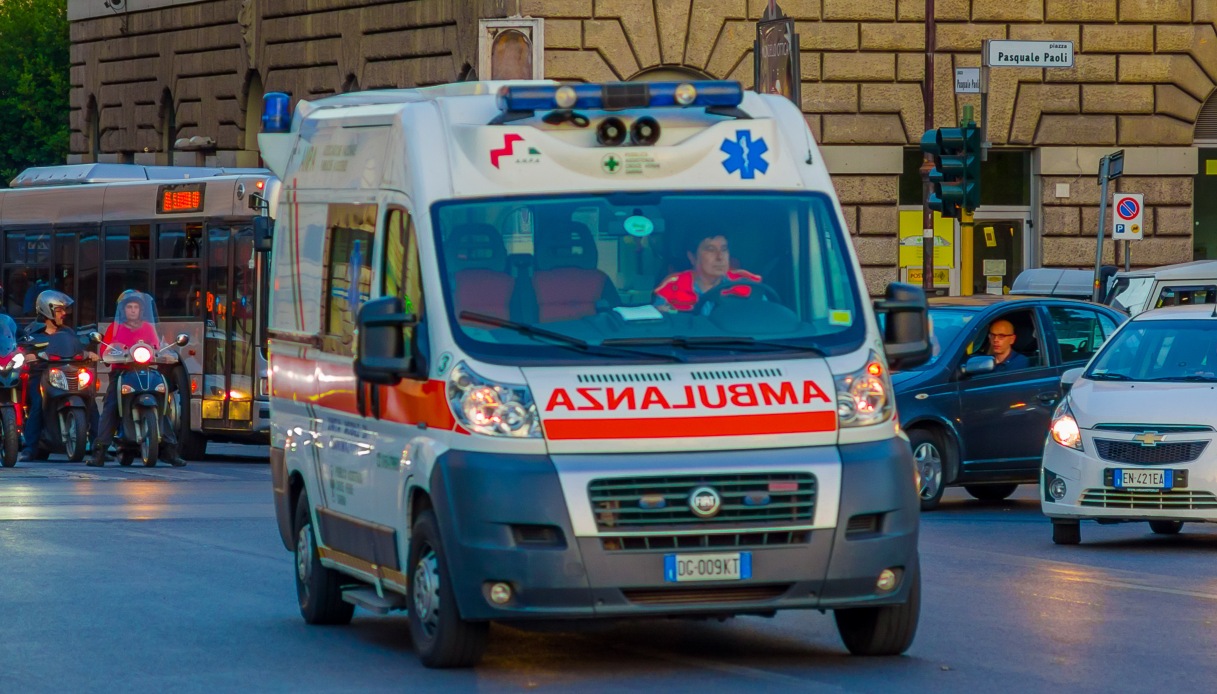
[688,486,722,518]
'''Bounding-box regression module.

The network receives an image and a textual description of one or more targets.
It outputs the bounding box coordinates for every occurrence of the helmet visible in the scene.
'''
[36,290,74,321]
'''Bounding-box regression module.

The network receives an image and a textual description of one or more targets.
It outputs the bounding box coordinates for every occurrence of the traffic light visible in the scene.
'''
[920,123,981,219]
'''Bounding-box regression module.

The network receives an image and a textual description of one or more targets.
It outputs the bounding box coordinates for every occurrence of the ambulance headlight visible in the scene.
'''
[834,352,893,428]
[447,362,541,438]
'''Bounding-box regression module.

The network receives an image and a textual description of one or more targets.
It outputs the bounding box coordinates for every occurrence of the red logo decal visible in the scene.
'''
[491,134,524,169]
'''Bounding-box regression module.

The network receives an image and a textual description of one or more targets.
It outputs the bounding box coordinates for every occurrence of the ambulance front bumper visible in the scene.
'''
[428,438,920,622]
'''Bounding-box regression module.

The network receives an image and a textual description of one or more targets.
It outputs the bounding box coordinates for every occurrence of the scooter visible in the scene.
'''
[0,315,24,467]
[26,330,99,462]
[102,334,189,467]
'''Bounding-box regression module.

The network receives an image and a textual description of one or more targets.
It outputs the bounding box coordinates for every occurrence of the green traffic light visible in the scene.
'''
[918,124,983,218]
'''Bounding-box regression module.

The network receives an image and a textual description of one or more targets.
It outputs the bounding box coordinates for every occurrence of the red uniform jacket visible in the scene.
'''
[654,268,762,312]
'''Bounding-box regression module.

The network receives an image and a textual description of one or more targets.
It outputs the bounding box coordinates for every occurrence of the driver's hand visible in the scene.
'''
[84,351,100,361]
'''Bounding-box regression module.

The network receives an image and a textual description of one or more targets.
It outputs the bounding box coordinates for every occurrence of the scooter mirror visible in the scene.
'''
[89,332,103,344]
[175,333,190,347]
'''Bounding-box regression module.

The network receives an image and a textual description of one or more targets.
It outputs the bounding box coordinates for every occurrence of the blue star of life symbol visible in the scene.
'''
[720,130,769,179]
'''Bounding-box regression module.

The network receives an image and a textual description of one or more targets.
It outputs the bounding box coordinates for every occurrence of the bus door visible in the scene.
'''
[203,224,258,431]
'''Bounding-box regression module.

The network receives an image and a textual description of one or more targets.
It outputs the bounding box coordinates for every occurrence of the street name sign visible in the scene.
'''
[1112,193,1144,241]
[986,40,1074,68]
[955,68,980,94]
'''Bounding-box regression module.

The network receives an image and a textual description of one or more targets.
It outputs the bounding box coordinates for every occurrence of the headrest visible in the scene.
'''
[535,222,598,271]
[446,223,507,273]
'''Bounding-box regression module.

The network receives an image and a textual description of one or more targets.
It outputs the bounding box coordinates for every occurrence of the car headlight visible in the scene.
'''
[447,362,541,438]
[834,351,893,428]
[48,368,68,391]
[1050,398,1083,450]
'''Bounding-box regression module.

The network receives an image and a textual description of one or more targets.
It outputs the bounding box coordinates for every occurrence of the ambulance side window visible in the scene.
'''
[382,207,424,357]
[321,203,377,356]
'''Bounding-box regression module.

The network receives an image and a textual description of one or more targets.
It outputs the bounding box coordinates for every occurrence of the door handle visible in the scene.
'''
[1037,391,1059,406]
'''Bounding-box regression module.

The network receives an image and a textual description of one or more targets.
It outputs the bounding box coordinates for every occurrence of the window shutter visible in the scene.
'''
[1196,93,1217,142]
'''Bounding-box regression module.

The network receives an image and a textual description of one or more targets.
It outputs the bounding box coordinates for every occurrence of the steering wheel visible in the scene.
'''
[692,279,781,314]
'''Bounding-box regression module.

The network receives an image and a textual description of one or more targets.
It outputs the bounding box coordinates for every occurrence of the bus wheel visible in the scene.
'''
[293,492,353,625]
[408,510,488,668]
[835,560,920,656]
[173,370,206,460]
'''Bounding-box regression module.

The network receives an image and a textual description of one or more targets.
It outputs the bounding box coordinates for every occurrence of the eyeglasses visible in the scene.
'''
[52,307,67,315]
[988,332,1014,339]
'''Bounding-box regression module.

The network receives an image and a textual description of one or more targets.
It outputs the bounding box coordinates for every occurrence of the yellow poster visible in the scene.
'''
[898,211,955,268]
[1207,159,1217,175]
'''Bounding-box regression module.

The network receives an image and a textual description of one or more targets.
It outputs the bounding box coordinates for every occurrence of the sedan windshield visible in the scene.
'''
[1087,319,1217,382]
[433,192,865,364]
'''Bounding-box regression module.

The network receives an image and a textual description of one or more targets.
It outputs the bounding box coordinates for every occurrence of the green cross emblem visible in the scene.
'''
[602,155,620,173]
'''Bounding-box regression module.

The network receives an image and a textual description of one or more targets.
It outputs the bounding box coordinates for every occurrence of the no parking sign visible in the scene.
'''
[1112,193,1143,240]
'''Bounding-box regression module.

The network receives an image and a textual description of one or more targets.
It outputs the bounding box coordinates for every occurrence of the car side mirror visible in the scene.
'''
[962,355,996,376]
[1061,367,1085,392]
[354,296,419,386]
[873,283,931,371]
[175,333,190,347]
[253,216,273,253]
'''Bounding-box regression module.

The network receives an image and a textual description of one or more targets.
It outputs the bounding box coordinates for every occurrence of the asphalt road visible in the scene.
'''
[2,449,1215,693]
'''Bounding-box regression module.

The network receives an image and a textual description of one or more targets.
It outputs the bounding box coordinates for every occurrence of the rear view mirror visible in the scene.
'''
[354,297,419,386]
[253,216,273,253]
[873,283,931,371]
[962,355,995,376]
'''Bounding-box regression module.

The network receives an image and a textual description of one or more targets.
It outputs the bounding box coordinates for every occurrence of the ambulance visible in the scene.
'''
[258,80,932,668]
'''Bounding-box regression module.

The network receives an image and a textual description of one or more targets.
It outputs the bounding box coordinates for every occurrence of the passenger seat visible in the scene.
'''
[531,222,620,322]
[445,223,516,322]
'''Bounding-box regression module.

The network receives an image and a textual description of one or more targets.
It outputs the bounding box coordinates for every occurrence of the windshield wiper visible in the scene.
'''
[1088,372,1133,381]
[458,311,685,363]
[604,335,827,357]
[1147,374,1217,382]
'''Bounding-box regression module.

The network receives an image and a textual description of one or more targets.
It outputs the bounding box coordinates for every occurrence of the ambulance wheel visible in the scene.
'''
[909,428,948,511]
[835,559,920,656]
[293,492,353,625]
[1,407,17,467]
[407,509,487,668]
[1052,519,1081,545]
[173,370,206,460]
[1149,520,1184,535]
[965,484,1018,502]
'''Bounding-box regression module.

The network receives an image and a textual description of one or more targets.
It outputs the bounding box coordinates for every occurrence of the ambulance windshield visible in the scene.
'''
[434,191,865,364]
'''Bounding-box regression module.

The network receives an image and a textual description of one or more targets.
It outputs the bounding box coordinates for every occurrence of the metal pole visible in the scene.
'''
[980,41,990,162]
[921,0,935,292]
[1092,156,1110,302]
[1124,240,1130,272]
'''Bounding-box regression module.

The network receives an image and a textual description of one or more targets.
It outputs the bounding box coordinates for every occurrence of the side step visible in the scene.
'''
[342,587,407,615]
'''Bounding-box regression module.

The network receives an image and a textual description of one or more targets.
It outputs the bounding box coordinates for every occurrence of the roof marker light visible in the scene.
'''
[261,92,292,134]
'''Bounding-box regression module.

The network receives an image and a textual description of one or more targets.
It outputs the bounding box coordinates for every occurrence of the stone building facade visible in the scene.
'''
[68,0,1217,295]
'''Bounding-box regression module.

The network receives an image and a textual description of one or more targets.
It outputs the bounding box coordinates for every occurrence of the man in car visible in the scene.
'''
[986,318,1030,370]
[653,232,761,313]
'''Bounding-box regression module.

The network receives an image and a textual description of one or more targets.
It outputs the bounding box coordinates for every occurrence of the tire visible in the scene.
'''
[965,483,1019,502]
[62,409,88,462]
[118,451,135,467]
[909,429,948,511]
[835,559,920,656]
[137,408,160,467]
[1052,519,1081,545]
[1149,520,1184,535]
[173,369,206,460]
[407,509,488,668]
[293,492,354,625]
[1,407,17,467]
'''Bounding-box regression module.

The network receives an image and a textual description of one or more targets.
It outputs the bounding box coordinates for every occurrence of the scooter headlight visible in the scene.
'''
[132,346,153,364]
[8,353,24,371]
[77,369,92,388]
[447,362,540,438]
[48,368,68,391]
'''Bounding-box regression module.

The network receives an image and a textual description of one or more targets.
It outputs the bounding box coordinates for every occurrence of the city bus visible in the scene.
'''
[0,164,279,458]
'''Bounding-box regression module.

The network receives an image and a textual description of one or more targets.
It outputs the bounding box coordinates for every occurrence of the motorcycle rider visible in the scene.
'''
[19,290,97,461]
[89,291,186,467]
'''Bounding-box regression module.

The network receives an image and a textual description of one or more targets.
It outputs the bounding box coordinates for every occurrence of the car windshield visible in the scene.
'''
[1087,319,1217,383]
[433,192,865,364]
[1105,276,1153,315]
[924,309,974,367]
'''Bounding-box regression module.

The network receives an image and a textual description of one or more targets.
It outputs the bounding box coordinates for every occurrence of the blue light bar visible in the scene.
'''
[261,92,292,134]
[496,81,744,114]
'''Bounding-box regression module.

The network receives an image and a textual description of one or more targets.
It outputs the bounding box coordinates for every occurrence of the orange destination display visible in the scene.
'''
[157,183,205,213]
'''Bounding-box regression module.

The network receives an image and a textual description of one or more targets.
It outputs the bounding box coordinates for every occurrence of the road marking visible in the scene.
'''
[1054,574,1217,601]
[591,635,846,688]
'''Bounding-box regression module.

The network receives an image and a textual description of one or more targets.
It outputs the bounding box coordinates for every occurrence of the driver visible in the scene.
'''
[653,232,761,313]
[985,318,1030,371]
[89,291,185,467]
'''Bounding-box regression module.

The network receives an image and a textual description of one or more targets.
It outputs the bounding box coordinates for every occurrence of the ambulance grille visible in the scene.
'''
[1079,489,1217,510]
[588,473,816,529]
[622,584,790,606]
[600,530,809,552]
[690,368,783,380]
[577,372,671,383]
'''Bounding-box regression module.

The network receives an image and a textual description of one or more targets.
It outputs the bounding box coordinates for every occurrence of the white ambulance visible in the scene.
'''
[258,80,932,668]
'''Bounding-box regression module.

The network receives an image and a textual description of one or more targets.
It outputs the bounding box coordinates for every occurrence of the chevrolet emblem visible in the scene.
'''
[1131,432,1165,447]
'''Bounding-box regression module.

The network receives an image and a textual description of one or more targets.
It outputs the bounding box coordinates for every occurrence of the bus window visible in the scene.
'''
[104,266,150,311]
[105,224,152,261]
[78,231,99,325]
[155,262,202,318]
[158,222,203,259]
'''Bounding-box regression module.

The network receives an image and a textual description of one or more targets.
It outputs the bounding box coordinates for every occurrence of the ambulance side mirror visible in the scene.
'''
[874,283,931,371]
[253,216,273,253]
[354,297,419,386]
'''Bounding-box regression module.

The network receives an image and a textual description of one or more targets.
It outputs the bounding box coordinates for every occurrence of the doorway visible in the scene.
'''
[1196,148,1217,259]
[965,217,1024,295]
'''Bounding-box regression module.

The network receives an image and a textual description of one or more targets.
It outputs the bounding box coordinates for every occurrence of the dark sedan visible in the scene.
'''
[892,295,1127,510]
